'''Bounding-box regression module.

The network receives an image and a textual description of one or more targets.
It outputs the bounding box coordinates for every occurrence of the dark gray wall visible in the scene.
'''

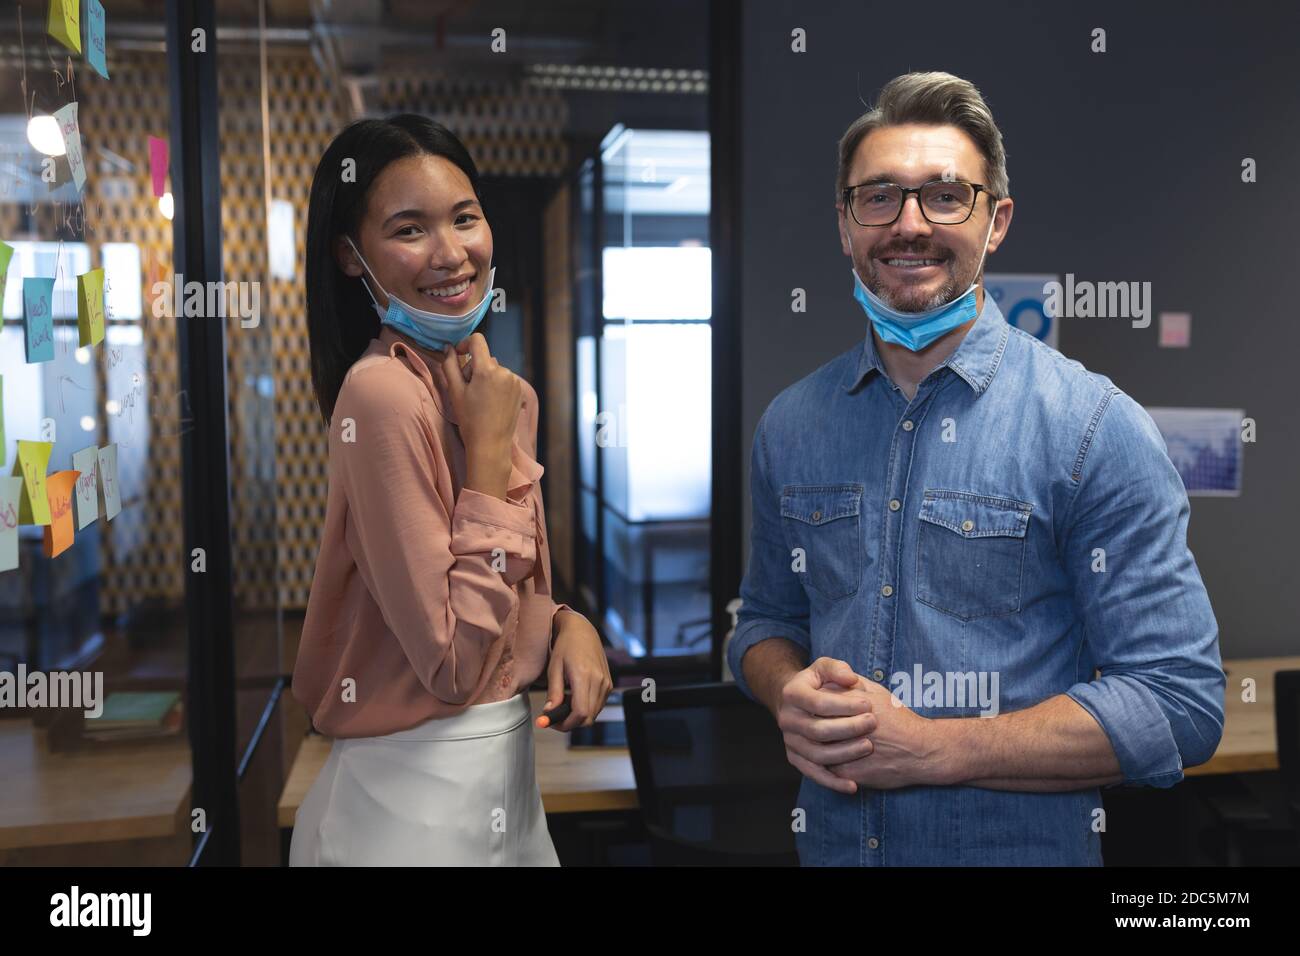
[738,0,1300,657]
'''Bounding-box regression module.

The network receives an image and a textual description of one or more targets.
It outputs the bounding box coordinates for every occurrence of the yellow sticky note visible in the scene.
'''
[48,0,82,55]
[43,470,80,557]
[13,440,53,525]
[77,268,105,347]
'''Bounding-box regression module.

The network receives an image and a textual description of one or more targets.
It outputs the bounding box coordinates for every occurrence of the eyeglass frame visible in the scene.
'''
[841,179,997,227]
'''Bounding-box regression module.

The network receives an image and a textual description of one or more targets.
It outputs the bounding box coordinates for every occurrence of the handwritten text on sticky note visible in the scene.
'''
[13,440,54,525]
[43,470,80,557]
[23,276,55,363]
[47,0,82,54]
[97,443,121,520]
[53,102,86,193]
[78,267,106,347]
[85,0,109,79]
[0,477,22,572]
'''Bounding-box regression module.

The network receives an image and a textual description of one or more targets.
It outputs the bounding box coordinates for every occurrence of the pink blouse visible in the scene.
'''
[292,325,572,737]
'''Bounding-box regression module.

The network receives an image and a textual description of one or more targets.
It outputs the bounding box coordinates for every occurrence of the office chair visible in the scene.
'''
[622,682,802,866]
[1197,669,1300,865]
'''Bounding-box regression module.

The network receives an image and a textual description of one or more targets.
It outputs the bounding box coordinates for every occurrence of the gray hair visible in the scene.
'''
[836,71,1009,208]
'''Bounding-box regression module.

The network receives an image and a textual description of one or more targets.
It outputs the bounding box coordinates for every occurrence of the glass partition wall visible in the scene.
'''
[576,126,712,662]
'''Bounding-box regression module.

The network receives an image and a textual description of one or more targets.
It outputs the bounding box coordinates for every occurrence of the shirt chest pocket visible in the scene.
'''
[780,485,862,601]
[915,490,1032,621]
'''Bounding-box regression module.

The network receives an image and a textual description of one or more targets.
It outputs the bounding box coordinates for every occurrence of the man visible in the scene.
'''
[728,71,1225,865]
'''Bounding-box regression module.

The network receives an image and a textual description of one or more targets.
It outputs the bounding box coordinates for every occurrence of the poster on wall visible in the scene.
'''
[984,273,1059,350]
[1143,407,1244,497]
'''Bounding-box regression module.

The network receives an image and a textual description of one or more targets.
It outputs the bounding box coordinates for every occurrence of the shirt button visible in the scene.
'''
[868,837,880,849]
[881,584,893,597]
[901,420,914,431]
[888,499,901,511]
[961,519,974,532]
[812,510,821,521]
[872,669,885,681]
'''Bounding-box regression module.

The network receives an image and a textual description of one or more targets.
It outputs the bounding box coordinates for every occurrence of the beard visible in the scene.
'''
[860,246,982,313]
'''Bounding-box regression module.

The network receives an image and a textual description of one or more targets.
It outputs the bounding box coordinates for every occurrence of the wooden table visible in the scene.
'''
[276,690,637,828]
[1185,656,1297,776]
[0,719,191,859]
[4,657,1289,856]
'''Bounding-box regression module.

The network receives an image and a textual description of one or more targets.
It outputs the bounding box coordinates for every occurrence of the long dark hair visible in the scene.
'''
[305,114,483,425]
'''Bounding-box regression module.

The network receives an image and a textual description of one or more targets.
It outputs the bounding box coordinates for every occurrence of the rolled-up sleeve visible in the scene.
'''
[729,409,812,701]
[334,367,536,704]
[1061,389,1226,788]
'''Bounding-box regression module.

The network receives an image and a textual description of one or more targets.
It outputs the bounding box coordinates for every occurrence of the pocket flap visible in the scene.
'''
[780,485,862,525]
[918,490,1031,538]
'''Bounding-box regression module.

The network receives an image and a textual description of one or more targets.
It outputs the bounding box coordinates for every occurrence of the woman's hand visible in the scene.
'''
[542,610,613,731]
[441,333,521,500]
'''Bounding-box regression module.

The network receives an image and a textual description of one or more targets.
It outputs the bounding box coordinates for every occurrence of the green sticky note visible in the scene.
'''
[47,0,82,55]
[0,240,13,306]
[77,267,105,346]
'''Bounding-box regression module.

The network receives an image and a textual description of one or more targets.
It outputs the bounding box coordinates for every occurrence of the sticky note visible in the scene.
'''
[0,477,21,572]
[47,0,82,55]
[43,470,80,557]
[97,443,120,520]
[1159,311,1191,348]
[13,440,53,525]
[53,102,85,193]
[23,276,55,363]
[0,239,13,305]
[72,445,100,529]
[85,0,109,79]
[77,267,105,347]
[148,137,168,198]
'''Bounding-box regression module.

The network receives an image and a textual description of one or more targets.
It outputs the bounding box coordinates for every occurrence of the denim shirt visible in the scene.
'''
[729,294,1225,866]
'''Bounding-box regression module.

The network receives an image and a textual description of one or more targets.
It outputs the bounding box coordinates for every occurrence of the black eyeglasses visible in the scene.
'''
[842,179,995,227]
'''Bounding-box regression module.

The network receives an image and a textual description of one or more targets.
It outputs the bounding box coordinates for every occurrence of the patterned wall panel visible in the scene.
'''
[5,48,569,615]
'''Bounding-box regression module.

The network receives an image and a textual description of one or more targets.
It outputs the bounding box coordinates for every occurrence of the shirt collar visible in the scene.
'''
[841,288,1011,396]
[376,325,544,493]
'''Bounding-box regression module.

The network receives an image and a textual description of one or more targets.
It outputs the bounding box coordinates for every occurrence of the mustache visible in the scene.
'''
[873,246,950,259]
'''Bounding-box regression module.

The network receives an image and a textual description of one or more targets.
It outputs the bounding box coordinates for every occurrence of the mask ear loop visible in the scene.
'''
[344,235,387,312]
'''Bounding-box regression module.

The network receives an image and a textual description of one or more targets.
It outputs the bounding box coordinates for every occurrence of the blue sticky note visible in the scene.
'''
[85,0,109,79]
[23,277,55,363]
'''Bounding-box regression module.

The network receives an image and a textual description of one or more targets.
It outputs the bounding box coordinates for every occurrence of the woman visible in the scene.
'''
[289,114,611,866]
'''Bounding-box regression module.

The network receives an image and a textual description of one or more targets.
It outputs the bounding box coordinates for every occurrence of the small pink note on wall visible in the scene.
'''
[149,136,169,198]
[1158,311,1191,348]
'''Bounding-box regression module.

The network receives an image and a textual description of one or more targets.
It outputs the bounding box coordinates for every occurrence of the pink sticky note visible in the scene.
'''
[149,136,168,198]
[1158,311,1191,348]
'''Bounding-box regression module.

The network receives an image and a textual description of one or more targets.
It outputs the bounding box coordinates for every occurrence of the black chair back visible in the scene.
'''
[622,682,802,865]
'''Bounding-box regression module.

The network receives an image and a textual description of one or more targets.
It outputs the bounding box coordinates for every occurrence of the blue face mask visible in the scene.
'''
[849,213,997,351]
[345,235,496,351]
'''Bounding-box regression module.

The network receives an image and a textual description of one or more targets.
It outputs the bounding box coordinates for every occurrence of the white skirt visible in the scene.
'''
[289,691,559,866]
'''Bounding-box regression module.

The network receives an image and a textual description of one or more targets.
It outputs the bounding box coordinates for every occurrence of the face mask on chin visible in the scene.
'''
[345,235,496,352]
[848,212,997,352]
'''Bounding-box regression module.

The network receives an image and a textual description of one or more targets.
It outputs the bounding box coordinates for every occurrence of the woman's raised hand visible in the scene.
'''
[442,333,521,501]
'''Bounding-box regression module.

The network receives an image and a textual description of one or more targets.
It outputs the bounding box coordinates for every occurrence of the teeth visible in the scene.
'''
[885,259,943,267]
[423,278,471,298]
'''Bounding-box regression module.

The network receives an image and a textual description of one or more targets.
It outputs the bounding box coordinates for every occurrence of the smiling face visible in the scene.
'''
[336,153,492,316]
[838,123,1005,313]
